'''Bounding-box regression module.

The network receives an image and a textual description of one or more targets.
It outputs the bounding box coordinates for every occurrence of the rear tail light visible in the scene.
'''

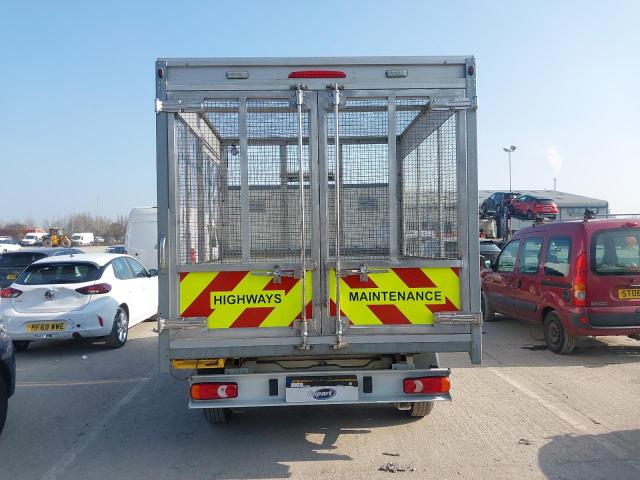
[0,287,22,298]
[403,376,450,395]
[573,252,587,307]
[191,382,238,400]
[75,283,112,295]
[288,70,346,79]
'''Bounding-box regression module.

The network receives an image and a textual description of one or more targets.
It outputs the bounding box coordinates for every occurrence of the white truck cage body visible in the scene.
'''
[156,57,481,413]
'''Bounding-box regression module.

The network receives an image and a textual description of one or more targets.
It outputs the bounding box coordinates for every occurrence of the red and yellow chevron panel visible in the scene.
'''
[179,271,312,329]
[329,267,460,325]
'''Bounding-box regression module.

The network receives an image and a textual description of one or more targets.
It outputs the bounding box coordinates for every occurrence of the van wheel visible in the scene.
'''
[204,408,231,424]
[409,401,434,418]
[481,292,496,322]
[527,210,534,220]
[544,312,576,354]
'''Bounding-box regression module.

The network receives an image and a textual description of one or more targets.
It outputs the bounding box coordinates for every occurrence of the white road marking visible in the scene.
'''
[39,370,155,480]
[17,377,152,387]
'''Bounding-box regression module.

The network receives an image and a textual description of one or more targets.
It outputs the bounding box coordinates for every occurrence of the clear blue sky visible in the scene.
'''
[1,0,639,222]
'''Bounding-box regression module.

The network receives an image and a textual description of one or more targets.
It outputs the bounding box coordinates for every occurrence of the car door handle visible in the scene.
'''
[513,279,522,288]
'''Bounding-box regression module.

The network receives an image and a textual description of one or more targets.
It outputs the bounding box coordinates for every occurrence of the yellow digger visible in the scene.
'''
[42,228,72,248]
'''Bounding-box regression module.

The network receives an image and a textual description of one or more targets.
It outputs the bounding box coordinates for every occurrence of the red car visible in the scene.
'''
[481,218,640,353]
[511,195,558,219]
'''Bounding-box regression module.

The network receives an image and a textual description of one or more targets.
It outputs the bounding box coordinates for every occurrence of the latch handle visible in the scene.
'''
[253,266,296,284]
[339,264,389,282]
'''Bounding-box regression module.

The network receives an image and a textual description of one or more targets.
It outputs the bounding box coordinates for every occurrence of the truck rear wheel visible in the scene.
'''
[204,407,231,424]
[409,401,434,417]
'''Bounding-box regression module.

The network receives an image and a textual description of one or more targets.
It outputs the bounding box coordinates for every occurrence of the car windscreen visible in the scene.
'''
[71,235,81,239]
[0,252,48,268]
[591,228,640,275]
[16,262,101,285]
[537,198,555,205]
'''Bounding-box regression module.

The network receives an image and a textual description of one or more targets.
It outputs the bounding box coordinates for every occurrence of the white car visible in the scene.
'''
[0,254,158,351]
[0,237,21,253]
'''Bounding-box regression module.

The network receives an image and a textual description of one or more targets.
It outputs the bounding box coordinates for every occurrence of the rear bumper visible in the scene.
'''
[0,302,116,341]
[565,307,640,335]
[188,368,451,409]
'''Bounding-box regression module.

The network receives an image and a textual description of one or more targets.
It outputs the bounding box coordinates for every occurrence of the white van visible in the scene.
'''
[125,207,158,270]
[21,232,47,246]
[71,232,95,246]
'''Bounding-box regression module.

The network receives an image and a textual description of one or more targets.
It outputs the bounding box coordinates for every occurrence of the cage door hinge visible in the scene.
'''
[429,97,477,111]
[155,98,205,113]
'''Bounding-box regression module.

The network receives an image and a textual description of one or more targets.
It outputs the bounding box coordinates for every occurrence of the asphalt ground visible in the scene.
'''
[0,317,639,480]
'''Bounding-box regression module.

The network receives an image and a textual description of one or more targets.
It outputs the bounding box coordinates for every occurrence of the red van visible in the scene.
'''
[481,218,640,353]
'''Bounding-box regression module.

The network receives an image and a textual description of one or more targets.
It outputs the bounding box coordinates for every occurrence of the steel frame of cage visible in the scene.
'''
[156,57,481,366]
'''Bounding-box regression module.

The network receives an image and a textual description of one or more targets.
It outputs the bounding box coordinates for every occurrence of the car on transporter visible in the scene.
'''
[0,253,158,352]
[481,217,640,353]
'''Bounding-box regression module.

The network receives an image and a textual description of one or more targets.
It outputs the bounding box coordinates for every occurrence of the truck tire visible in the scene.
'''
[409,401,434,418]
[43,238,53,247]
[204,408,230,424]
[481,292,495,322]
[105,307,128,348]
[12,341,31,352]
[544,311,576,354]
[61,238,71,247]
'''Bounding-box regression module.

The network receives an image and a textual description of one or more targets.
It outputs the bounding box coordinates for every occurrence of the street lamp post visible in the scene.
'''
[503,145,517,192]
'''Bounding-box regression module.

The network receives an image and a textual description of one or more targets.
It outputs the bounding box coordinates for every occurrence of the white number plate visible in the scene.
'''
[285,376,359,403]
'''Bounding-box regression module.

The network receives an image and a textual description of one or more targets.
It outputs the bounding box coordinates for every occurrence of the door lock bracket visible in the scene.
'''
[340,264,389,282]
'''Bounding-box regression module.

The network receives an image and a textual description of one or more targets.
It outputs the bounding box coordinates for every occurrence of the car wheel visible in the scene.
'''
[105,306,128,348]
[0,376,7,434]
[544,311,576,354]
[527,210,534,220]
[12,341,31,352]
[481,292,496,322]
[408,401,434,418]
[204,408,231,424]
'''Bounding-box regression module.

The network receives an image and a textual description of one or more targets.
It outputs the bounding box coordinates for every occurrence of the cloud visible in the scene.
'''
[546,145,563,172]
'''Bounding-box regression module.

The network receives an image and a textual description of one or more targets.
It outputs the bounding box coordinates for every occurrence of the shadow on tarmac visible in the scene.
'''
[538,429,640,480]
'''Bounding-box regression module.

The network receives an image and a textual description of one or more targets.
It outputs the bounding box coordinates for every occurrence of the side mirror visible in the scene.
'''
[484,259,493,269]
[148,269,159,277]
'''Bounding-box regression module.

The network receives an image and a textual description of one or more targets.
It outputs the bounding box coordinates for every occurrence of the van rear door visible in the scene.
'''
[588,226,640,326]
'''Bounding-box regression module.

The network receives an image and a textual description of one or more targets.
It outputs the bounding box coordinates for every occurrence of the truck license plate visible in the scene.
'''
[26,322,66,332]
[619,288,640,300]
[285,375,359,403]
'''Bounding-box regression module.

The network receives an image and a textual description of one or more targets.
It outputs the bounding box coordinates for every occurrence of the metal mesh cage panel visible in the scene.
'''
[397,99,458,259]
[177,100,240,264]
[327,98,390,260]
[246,99,311,262]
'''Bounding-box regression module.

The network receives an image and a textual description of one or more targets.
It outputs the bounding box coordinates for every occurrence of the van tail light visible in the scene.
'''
[403,376,450,395]
[75,283,112,295]
[573,252,587,307]
[191,382,238,400]
[0,287,22,298]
